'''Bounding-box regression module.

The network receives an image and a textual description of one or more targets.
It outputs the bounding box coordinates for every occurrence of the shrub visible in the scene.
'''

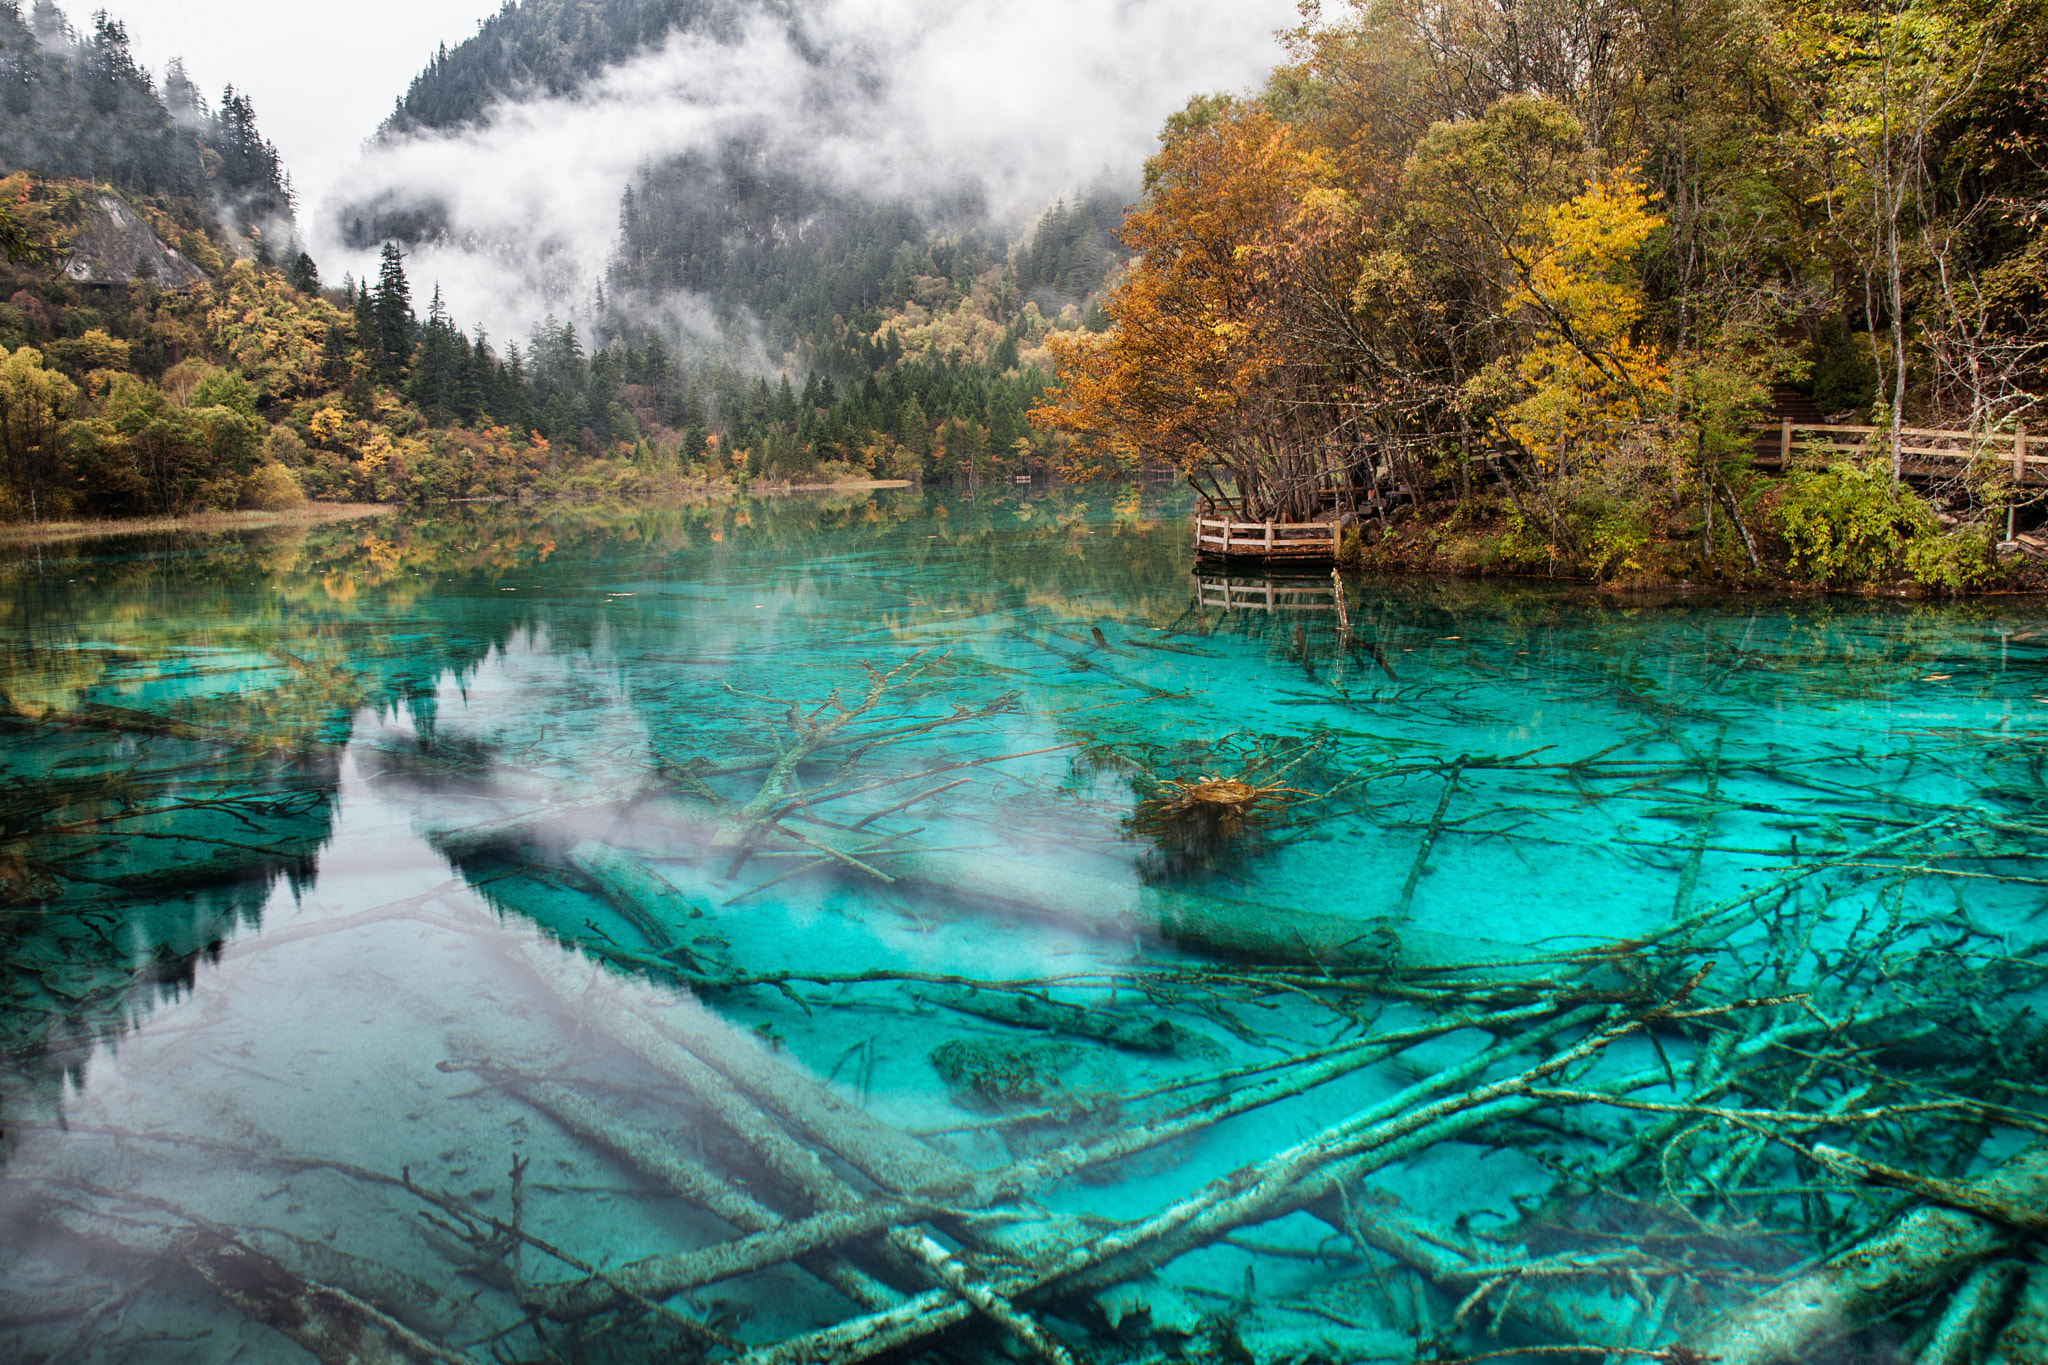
[1774,463,1932,583]
[239,461,306,510]
[1812,328,1878,417]
[1903,526,1998,591]
[1585,506,1652,579]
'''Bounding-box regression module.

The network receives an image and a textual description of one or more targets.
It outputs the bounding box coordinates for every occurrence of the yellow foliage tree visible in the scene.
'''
[0,346,79,521]
[206,259,347,401]
[1488,173,1670,470]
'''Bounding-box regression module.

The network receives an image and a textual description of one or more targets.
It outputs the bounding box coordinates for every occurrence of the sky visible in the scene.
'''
[95,0,1300,349]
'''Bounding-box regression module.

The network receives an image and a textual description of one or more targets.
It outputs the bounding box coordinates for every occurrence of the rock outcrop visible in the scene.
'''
[59,196,208,288]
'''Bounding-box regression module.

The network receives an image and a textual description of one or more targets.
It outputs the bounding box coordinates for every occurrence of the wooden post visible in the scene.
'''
[1781,419,1793,463]
[1264,521,1274,552]
[2014,427,2027,543]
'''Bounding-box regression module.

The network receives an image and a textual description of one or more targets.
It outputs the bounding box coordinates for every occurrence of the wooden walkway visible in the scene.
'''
[1752,418,2045,485]
[1193,513,1345,565]
[1186,403,2042,562]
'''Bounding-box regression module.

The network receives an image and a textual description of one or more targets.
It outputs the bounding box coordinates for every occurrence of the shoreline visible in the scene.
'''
[1334,509,2048,599]
[718,478,917,495]
[0,503,395,546]
[0,481,923,545]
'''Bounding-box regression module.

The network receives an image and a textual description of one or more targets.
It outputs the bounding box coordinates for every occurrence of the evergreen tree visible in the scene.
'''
[898,395,931,460]
[352,281,376,350]
[320,323,351,388]
[409,284,460,419]
[372,242,415,383]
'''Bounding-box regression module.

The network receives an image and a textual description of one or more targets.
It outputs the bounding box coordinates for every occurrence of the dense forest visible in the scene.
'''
[1036,0,2048,587]
[0,3,294,248]
[0,0,1144,523]
[341,0,1132,483]
[0,174,1110,520]
[380,0,747,136]
[13,0,2048,592]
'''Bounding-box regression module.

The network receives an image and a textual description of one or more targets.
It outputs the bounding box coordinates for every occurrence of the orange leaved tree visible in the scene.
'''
[1031,100,1372,521]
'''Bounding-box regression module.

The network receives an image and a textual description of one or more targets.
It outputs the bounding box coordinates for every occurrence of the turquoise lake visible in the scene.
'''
[1,487,2044,1364]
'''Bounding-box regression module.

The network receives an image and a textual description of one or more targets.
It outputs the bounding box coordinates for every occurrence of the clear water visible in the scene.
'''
[2,487,2044,1363]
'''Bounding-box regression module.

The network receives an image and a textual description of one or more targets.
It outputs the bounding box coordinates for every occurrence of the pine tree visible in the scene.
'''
[320,323,350,387]
[353,279,376,349]
[372,242,414,383]
[409,284,459,419]
[898,395,931,460]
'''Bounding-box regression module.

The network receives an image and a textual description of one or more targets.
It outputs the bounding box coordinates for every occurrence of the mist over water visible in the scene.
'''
[3,491,2046,1361]
[314,0,1301,348]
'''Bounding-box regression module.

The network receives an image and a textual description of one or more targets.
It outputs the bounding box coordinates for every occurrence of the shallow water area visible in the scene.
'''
[3,487,2046,1364]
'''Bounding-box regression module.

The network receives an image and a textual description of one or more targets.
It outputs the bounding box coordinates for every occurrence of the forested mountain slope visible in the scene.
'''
[381,0,750,135]
[0,2,294,253]
[335,0,1149,487]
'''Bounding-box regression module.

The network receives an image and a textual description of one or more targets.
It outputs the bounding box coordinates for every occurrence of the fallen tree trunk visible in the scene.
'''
[1681,1144,2048,1365]
[182,1231,474,1365]
[734,1007,1663,1365]
[614,794,1557,975]
[511,1079,903,1313]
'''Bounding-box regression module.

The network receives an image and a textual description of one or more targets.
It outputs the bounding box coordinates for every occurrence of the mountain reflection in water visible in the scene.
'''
[2,488,2045,1365]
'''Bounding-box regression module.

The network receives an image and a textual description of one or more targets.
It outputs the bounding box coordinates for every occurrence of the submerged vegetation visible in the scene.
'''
[3,491,2046,1363]
[1034,0,2048,590]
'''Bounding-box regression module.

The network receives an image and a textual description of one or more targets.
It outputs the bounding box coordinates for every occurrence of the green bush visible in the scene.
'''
[238,461,306,510]
[1903,526,1998,591]
[1774,463,1932,584]
[1585,506,1651,579]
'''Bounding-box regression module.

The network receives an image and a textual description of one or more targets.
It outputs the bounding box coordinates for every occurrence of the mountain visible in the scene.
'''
[325,0,1297,384]
[382,0,752,135]
[324,0,1169,480]
[0,2,296,256]
[341,0,1135,364]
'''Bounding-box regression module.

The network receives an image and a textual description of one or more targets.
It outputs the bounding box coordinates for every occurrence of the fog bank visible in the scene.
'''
[315,0,1299,349]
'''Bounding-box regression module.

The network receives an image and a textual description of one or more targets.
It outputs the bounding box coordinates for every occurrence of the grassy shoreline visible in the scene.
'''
[0,502,396,545]
[1340,502,2048,597]
[0,480,924,547]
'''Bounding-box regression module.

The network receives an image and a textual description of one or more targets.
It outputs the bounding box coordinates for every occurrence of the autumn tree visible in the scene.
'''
[0,347,78,521]
[1033,99,1370,519]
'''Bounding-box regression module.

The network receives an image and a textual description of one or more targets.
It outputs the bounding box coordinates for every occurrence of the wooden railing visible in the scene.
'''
[1763,421,2045,482]
[1193,515,1342,558]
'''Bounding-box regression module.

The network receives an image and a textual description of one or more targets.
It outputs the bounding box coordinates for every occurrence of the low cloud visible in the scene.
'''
[312,0,1298,350]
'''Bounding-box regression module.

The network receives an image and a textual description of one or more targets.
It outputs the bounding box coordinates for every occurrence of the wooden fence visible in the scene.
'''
[1193,514,1343,561]
[1758,421,2046,484]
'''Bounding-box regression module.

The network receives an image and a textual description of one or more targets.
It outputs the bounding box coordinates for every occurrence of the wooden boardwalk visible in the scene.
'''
[1193,513,1345,565]
[1752,419,2045,485]
[1188,405,2042,562]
